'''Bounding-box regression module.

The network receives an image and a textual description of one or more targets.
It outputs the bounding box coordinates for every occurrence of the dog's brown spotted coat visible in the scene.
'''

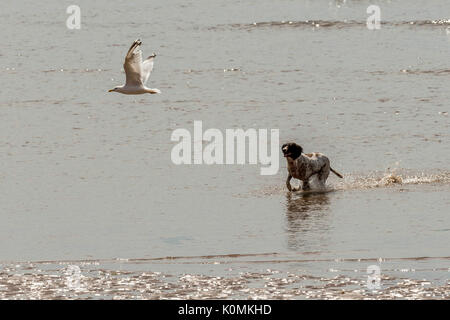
[282,143,343,191]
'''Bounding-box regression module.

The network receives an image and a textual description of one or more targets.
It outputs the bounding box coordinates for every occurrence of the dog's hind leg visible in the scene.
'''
[302,179,311,191]
[317,165,330,189]
[317,163,331,189]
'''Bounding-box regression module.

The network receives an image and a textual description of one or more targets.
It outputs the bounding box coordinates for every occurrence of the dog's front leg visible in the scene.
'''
[286,175,301,192]
[286,174,293,191]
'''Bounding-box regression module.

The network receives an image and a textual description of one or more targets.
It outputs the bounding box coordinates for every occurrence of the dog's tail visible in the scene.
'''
[330,167,343,178]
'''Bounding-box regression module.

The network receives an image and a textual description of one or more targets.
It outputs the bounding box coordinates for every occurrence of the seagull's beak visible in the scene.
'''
[108,89,114,92]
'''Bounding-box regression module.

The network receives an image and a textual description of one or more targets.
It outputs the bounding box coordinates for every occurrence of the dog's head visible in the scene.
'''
[281,142,303,160]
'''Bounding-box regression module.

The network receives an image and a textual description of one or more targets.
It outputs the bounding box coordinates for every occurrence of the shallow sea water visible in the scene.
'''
[0,0,449,299]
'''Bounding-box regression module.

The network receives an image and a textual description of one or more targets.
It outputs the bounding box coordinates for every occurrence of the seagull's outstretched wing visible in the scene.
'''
[124,39,144,87]
[141,54,156,85]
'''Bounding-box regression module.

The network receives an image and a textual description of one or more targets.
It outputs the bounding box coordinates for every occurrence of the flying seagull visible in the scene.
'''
[109,39,161,95]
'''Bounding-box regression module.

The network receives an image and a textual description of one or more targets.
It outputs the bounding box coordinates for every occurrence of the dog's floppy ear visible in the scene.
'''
[291,143,303,160]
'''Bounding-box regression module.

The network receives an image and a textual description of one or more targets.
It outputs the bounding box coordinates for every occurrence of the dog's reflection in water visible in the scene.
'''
[284,191,331,250]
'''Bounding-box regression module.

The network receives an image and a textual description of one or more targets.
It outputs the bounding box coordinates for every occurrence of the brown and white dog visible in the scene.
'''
[281,142,343,191]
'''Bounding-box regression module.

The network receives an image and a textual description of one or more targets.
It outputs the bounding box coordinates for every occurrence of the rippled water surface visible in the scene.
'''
[0,0,449,299]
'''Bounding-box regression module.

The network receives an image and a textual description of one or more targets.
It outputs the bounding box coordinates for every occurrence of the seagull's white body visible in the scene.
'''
[109,39,161,95]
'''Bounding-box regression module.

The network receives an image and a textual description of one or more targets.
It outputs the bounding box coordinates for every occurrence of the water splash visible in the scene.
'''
[250,169,450,197]
[338,169,450,191]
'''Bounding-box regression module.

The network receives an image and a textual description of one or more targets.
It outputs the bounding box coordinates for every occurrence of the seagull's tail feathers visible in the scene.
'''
[147,88,161,94]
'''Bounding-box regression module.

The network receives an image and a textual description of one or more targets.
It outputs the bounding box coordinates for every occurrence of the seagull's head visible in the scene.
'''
[108,87,119,93]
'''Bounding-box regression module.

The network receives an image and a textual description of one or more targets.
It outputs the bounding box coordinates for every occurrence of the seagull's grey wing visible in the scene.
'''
[123,40,144,86]
[141,54,155,85]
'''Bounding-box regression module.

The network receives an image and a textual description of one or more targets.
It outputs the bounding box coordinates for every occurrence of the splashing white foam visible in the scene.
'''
[337,169,450,191]
[249,169,450,197]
